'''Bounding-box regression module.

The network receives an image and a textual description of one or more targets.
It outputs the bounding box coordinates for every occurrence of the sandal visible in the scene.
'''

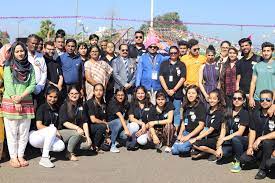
[65,152,79,161]
[9,158,21,168]
[18,158,29,167]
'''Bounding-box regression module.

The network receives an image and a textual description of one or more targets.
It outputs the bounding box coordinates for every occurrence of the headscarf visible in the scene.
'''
[0,43,11,66]
[144,30,160,49]
[5,42,32,84]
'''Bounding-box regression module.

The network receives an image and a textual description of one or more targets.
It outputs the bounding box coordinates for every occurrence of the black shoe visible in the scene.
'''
[255,170,266,180]
[266,157,275,170]
[208,155,217,162]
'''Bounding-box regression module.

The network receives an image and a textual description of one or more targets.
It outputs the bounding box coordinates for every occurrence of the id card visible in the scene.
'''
[184,118,188,125]
[152,71,158,80]
[169,75,173,82]
[229,129,233,135]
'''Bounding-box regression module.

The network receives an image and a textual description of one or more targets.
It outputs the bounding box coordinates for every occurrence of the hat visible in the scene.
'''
[144,32,160,49]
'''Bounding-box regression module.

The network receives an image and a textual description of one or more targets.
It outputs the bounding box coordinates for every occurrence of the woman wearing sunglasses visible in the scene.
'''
[215,90,249,173]
[159,46,186,133]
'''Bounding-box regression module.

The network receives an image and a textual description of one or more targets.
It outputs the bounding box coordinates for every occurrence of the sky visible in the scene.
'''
[0,0,275,46]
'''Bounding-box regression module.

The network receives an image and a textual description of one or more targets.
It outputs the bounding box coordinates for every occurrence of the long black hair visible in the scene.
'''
[132,86,151,109]
[225,90,246,121]
[91,83,106,108]
[182,85,201,110]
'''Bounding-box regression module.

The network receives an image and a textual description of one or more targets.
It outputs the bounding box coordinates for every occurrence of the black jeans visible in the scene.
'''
[240,139,275,170]
[90,123,107,147]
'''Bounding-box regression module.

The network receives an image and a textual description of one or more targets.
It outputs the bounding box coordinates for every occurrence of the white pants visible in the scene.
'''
[128,122,148,145]
[29,126,65,158]
[4,118,31,158]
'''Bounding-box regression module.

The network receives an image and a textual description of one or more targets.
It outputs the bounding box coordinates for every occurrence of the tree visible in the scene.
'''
[37,20,55,40]
[140,12,187,32]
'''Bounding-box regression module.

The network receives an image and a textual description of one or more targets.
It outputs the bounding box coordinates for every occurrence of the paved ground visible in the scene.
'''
[0,147,274,183]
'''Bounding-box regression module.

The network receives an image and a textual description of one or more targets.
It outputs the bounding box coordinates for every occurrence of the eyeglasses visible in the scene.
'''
[121,49,128,52]
[170,52,178,55]
[192,48,200,52]
[260,98,272,103]
[149,46,158,49]
[135,36,143,39]
[233,97,243,101]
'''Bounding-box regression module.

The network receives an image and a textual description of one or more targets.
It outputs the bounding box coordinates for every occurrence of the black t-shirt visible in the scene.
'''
[44,56,63,84]
[86,99,107,123]
[128,102,151,123]
[226,108,249,136]
[249,110,275,138]
[35,103,59,129]
[107,99,130,121]
[128,44,146,58]
[159,60,186,99]
[102,56,116,92]
[236,54,261,94]
[205,109,224,138]
[58,102,89,129]
[183,102,206,133]
[147,101,175,128]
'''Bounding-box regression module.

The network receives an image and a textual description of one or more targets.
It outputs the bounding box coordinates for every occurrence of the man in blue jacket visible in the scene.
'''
[135,36,169,104]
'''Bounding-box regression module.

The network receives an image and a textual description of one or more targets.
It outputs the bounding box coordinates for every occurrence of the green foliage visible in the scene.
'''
[140,12,187,33]
[36,20,55,40]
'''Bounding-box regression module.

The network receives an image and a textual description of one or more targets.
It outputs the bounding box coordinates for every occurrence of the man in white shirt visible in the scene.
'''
[27,34,47,106]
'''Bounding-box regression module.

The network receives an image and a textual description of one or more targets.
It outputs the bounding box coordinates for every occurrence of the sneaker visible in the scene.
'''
[254,170,266,180]
[164,146,171,153]
[110,145,120,153]
[39,157,55,168]
[230,161,241,173]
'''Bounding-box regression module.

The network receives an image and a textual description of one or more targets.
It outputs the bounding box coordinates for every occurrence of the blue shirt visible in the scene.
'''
[136,53,169,91]
[58,53,83,85]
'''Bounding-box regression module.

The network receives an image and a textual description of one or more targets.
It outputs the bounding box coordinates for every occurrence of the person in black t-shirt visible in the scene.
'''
[107,88,130,153]
[215,90,249,172]
[58,85,92,161]
[86,83,108,152]
[127,86,152,146]
[172,85,206,155]
[159,46,186,131]
[128,30,146,59]
[240,90,275,180]
[236,38,261,95]
[190,89,224,160]
[146,91,175,153]
[29,86,65,168]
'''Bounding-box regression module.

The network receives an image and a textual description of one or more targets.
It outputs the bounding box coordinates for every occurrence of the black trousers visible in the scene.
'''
[240,139,275,170]
[90,123,107,147]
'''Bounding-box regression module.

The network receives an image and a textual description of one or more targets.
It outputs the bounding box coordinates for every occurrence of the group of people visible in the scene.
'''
[0,28,274,180]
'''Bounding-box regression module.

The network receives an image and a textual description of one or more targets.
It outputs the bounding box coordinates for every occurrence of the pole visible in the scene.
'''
[75,0,79,35]
[150,0,154,28]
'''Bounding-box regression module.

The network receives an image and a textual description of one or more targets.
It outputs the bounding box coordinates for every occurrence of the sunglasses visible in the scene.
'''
[260,98,272,103]
[149,46,158,49]
[135,36,143,39]
[233,97,243,101]
[121,49,128,52]
[170,52,178,55]
[192,48,200,52]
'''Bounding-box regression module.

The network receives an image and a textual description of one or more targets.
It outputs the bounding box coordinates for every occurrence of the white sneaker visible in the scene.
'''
[39,157,55,168]
[164,146,172,153]
[110,145,120,153]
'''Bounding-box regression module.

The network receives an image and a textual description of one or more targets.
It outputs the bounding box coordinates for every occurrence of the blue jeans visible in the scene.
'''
[231,136,248,161]
[108,119,122,145]
[171,131,192,155]
[173,99,181,128]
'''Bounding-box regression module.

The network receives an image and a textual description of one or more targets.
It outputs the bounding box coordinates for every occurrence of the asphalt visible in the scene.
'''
[0,147,274,183]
